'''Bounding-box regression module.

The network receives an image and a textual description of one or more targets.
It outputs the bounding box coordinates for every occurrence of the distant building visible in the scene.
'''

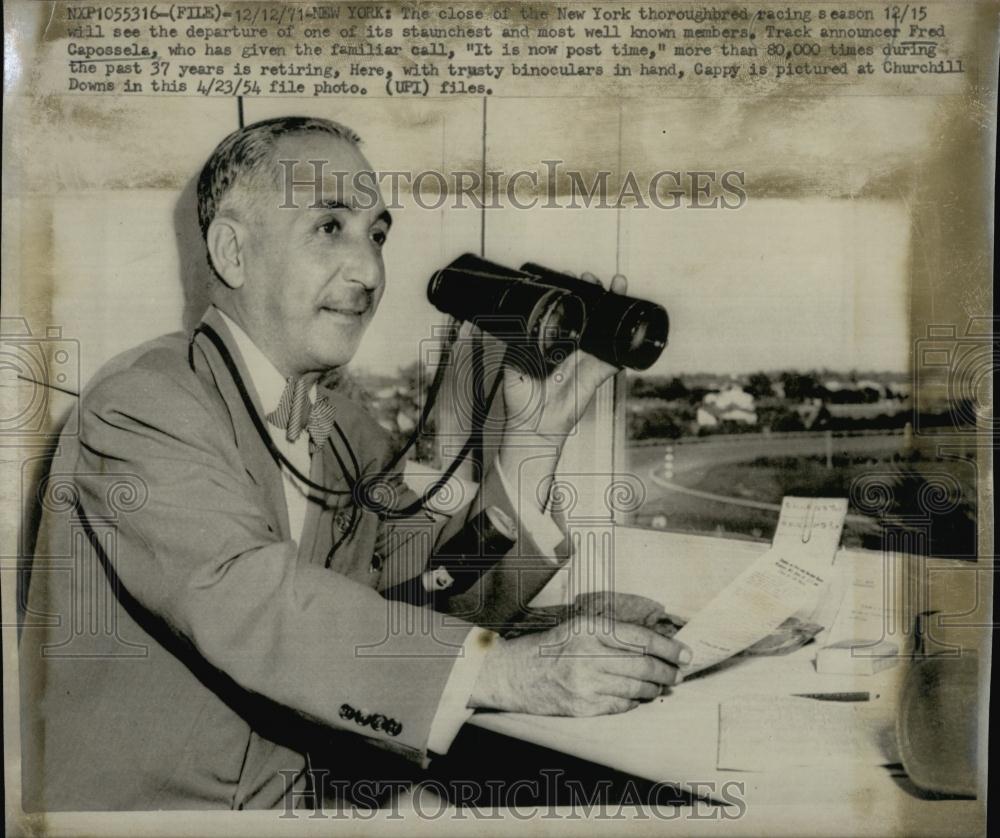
[718,407,758,424]
[826,400,905,419]
[698,387,758,427]
[696,407,719,428]
[705,386,755,412]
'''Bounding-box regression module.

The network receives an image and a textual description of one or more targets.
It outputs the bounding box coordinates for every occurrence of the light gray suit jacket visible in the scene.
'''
[20,308,569,810]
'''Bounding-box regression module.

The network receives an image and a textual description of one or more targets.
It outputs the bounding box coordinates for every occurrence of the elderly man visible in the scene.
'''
[20,116,687,811]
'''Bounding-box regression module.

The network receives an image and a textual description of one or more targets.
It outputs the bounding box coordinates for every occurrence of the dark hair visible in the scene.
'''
[196,116,361,239]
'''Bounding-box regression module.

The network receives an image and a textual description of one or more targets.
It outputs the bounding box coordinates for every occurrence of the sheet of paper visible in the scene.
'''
[675,497,848,674]
[717,695,897,771]
[770,497,850,554]
[825,553,896,645]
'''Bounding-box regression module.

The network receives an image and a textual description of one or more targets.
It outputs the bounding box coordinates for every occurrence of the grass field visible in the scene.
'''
[634,451,978,558]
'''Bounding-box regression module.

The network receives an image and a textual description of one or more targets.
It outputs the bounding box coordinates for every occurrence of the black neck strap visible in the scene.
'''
[188,320,504,522]
[190,323,354,497]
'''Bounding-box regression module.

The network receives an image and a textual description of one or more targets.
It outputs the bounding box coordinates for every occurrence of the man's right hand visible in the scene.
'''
[468,615,691,716]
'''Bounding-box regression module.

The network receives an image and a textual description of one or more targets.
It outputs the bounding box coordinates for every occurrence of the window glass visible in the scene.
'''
[619,199,977,558]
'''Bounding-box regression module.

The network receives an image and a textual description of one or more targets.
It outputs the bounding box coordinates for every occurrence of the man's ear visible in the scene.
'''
[206,215,248,289]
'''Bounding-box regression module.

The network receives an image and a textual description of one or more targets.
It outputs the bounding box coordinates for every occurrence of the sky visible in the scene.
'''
[50,189,910,389]
[351,196,911,377]
[38,93,927,390]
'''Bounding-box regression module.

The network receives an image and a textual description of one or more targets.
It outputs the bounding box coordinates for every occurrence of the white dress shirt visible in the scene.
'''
[216,309,564,755]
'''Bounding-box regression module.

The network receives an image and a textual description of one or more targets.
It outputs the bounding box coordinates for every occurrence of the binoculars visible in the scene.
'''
[427,254,669,375]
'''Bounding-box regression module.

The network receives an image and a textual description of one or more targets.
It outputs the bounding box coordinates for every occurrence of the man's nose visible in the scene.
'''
[342,242,383,292]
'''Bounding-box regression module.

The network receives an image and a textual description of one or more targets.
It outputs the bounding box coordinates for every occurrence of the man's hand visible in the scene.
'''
[500,273,627,443]
[496,272,626,517]
[468,614,690,716]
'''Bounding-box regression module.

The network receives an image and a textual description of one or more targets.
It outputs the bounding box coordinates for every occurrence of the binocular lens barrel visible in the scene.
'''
[427,254,585,372]
[520,263,669,371]
[427,253,669,374]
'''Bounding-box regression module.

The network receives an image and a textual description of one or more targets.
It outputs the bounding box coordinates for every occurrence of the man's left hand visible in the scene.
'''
[500,272,627,444]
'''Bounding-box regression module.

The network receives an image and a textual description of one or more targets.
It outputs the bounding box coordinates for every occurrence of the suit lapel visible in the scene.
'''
[190,308,292,542]
[190,317,365,565]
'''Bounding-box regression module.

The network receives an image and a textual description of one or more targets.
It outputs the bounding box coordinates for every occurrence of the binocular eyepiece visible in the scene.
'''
[427,254,669,374]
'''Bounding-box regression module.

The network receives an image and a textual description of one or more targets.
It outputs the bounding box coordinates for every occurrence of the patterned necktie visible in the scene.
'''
[266,377,337,454]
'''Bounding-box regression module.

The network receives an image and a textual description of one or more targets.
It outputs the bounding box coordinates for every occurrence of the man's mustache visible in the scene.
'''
[319,292,373,315]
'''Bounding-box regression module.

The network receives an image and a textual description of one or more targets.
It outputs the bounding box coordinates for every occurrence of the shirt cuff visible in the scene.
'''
[495,455,565,561]
[426,627,499,755]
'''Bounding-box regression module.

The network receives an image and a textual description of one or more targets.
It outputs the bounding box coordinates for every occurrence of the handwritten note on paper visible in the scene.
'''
[717,695,897,770]
[674,498,848,674]
[771,497,850,555]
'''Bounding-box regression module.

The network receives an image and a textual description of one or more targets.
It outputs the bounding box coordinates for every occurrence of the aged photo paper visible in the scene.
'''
[2,0,996,835]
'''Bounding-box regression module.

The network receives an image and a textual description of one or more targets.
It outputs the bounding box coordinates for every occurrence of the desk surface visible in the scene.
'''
[467,527,986,836]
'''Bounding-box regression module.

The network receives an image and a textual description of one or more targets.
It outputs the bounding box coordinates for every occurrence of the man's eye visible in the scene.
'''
[319,219,341,235]
[371,229,388,248]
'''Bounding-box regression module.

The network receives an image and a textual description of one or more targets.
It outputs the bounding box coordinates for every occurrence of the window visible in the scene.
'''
[243,96,980,562]
[609,94,980,561]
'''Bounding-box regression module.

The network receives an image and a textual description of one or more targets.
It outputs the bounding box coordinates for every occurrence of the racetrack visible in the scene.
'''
[624,431,907,539]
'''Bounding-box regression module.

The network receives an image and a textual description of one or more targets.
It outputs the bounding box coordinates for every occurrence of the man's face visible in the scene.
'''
[237,132,390,376]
